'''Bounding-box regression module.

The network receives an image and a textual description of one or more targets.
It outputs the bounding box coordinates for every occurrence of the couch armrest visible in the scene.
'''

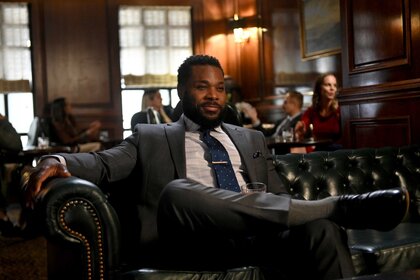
[35,176,121,280]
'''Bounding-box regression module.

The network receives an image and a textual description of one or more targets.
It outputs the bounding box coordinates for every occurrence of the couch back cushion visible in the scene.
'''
[273,145,420,221]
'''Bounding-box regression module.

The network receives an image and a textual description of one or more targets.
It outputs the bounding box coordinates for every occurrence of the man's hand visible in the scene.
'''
[22,158,71,209]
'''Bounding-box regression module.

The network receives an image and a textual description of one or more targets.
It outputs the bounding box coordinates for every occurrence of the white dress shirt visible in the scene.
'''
[183,115,246,188]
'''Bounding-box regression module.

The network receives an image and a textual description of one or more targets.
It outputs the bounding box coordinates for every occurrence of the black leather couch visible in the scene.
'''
[32,145,420,280]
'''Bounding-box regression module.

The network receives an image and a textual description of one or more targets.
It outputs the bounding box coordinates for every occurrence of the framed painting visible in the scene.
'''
[299,0,341,60]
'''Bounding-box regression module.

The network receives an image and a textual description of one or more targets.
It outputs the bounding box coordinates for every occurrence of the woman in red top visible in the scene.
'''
[295,73,342,152]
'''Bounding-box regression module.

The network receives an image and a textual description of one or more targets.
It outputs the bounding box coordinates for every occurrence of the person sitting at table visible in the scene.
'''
[0,113,22,153]
[0,114,23,236]
[130,88,173,132]
[295,73,342,152]
[49,97,102,152]
[241,90,303,137]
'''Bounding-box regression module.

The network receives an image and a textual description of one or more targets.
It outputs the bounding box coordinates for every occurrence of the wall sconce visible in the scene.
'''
[233,28,251,43]
[228,14,266,44]
[229,14,250,43]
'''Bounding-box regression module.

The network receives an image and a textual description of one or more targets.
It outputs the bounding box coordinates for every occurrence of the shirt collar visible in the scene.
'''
[288,112,301,120]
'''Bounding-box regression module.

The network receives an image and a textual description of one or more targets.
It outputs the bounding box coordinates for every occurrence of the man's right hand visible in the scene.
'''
[22,158,71,209]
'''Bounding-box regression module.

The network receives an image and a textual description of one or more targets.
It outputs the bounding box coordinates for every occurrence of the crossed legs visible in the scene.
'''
[157,179,355,279]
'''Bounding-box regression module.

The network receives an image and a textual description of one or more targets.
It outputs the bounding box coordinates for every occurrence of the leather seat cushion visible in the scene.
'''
[121,266,265,280]
[348,223,420,275]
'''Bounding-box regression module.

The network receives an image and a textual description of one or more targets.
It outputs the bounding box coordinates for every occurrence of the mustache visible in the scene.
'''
[198,102,223,109]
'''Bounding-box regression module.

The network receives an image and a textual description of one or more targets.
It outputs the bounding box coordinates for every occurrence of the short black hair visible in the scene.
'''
[177,55,224,87]
[287,90,304,109]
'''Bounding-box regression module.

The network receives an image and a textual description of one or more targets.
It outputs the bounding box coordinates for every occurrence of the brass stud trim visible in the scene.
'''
[59,199,105,280]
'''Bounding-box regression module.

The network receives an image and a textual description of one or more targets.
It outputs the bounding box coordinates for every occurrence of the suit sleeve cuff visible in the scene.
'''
[38,155,67,166]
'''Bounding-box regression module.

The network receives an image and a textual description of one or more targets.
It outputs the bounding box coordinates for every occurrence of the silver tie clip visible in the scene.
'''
[212,161,228,164]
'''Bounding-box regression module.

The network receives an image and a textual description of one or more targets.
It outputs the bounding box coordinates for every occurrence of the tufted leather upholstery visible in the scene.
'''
[273,145,420,218]
[273,145,420,275]
[33,145,420,279]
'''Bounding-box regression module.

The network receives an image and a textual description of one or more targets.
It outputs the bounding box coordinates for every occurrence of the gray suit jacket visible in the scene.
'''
[60,117,288,248]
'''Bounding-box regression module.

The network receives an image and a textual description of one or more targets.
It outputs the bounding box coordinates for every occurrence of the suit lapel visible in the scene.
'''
[165,119,186,178]
[222,123,257,182]
[164,120,261,182]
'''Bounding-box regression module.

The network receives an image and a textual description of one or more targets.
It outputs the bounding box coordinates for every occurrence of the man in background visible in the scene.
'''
[241,90,303,137]
[0,113,23,236]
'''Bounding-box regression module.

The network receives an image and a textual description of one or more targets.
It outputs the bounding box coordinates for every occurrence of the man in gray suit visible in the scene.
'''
[24,55,407,280]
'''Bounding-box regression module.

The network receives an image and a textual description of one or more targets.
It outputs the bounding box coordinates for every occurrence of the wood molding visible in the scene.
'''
[348,116,411,148]
[345,0,411,74]
[339,78,420,103]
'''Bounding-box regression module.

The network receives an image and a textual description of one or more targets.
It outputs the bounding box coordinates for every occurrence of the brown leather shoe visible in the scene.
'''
[335,188,409,231]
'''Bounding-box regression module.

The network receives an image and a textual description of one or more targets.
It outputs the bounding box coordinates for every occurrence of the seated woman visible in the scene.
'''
[130,89,173,132]
[49,97,102,152]
[295,73,342,152]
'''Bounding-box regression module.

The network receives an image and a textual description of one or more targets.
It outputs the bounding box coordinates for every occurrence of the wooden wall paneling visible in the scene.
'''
[232,0,261,101]
[339,0,420,148]
[41,0,124,139]
[339,80,420,148]
[341,0,420,89]
[239,39,262,101]
[200,0,230,70]
[101,0,124,139]
[348,116,410,148]
[346,0,410,74]
[43,0,112,105]
[29,0,48,117]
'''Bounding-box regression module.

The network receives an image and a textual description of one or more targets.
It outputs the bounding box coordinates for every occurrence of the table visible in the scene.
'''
[23,145,73,163]
[0,145,73,207]
[1,145,73,166]
[266,136,333,154]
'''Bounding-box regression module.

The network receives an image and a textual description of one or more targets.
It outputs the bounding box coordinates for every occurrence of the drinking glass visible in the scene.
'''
[282,128,294,142]
[241,182,267,194]
[37,136,50,149]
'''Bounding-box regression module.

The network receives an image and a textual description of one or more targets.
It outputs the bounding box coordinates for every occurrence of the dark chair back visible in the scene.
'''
[27,117,53,147]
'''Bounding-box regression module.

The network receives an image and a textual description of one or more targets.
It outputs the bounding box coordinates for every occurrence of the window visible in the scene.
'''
[0,2,33,145]
[119,6,192,138]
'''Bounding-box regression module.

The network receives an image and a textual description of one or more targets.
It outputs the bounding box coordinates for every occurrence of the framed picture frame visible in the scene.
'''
[299,0,341,60]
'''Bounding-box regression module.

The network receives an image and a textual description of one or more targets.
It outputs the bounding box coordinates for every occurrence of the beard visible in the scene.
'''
[182,91,226,129]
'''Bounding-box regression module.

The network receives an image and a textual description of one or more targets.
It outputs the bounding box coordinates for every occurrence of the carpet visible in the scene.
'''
[0,235,47,280]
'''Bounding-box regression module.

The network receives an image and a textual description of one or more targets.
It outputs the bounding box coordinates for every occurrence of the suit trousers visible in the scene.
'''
[157,179,355,280]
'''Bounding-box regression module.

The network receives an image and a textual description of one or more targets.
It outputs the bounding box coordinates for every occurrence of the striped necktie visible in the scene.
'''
[200,128,241,192]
